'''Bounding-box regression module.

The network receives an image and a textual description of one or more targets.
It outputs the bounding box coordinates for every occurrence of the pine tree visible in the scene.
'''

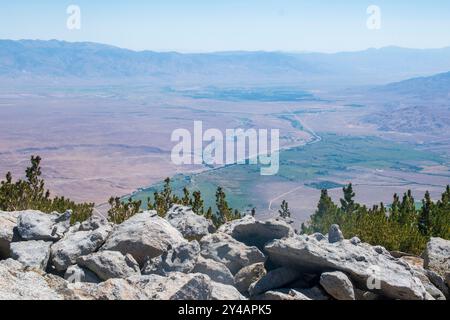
[25,156,47,205]
[152,178,175,217]
[215,187,239,227]
[430,185,450,239]
[161,178,174,210]
[0,172,16,211]
[191,191,204,215]
[389,193,401,222]
[306,189,340,234]
[107,197,141,224]
[152,191,163,216]
[340,183,358,214]
[418,191,433,236]
[278,200,291,219]
[146,196,154,210]
[181,187,191,206]
[205,207,213,220]
[397,190,416,225]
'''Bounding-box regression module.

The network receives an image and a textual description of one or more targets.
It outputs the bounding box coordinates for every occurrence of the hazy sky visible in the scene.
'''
[1,0,449,52]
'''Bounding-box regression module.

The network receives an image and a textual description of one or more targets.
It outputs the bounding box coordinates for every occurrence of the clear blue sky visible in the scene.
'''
[1,0,449,52]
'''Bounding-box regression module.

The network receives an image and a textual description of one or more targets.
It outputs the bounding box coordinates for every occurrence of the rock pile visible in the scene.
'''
[0,206,449,300]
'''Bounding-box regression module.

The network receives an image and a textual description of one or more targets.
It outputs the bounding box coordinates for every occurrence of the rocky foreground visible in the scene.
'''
[0,206,449,300]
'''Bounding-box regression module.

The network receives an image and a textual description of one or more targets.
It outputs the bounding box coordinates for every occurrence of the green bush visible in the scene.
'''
[107,197,141,224]
[278,200,291,219]
[212,187,241,228]
[0,156,94,224]
[115,178,240,227]
[302,184,450,255]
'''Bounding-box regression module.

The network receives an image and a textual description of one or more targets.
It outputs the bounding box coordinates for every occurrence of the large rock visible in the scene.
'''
[101,211,187,266]
[77,251,141,281]
[142,241,200,275]
[70,273,213,300]
[265,234,428,300]
[50,226,111,272]
[218,216,294,250]
[166,205,215,240]
[320,271,355,300]
[191,256,234,285]
[248,267,302,297]
[200,232,265,275]
[210,281,246,300]
[0,259,68,300]
[64,265,101,284]
[16,210,73,241]
[234,262,267,294]
[0,211,20,258]
[10,240,52,271]
[216,215,255,235]
[423,237,450,278]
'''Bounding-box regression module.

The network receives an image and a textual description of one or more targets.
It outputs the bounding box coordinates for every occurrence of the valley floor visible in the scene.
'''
[0,85,449,222]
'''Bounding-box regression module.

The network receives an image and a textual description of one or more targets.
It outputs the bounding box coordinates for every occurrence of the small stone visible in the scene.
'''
[328,224,344,243]
[64,265,101,284]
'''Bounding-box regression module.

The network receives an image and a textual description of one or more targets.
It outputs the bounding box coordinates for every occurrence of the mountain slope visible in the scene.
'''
[376,71,450,98]
[0,40,318,83]
[365,71,450,134]
[1,40,450,86]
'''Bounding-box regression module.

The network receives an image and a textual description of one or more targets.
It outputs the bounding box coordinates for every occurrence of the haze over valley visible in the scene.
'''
[1,40,449,221]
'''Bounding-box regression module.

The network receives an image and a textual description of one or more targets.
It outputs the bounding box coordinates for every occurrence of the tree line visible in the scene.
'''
[1,156,449,255]
[108,177,242,227]
[0,156,94,224]
[0,156,243,228]
[299,183,450,255]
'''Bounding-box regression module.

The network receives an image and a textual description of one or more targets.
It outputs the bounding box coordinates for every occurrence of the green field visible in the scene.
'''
[168,86,319,102]
[131,133,443,213]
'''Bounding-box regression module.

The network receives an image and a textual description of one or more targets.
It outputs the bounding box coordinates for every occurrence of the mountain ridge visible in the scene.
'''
[2,39,450,86]
[379,71,450,96]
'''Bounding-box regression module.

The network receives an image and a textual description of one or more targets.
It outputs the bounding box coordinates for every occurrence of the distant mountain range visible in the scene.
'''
[376,71,450,98]
[2,39,450,87]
